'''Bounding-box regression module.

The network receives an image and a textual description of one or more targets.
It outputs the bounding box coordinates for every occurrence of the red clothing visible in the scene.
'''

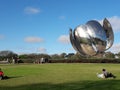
[0,71,4,76]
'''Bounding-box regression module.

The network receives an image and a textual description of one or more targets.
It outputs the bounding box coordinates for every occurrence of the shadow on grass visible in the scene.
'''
[0,79,120,90]
[2,76,23,80]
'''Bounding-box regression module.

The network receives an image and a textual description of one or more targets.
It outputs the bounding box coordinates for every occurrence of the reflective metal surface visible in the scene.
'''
[69,18,114,57]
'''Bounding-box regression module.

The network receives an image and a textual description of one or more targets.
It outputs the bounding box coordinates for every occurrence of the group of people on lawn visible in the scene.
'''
[0,68,116,80]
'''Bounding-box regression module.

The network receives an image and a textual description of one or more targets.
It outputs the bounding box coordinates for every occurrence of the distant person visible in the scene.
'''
[0,68,9,80]
[102,69,116,78]
[40,58,45,63]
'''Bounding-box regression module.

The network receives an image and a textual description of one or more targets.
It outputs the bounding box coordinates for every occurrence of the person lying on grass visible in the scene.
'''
[97,69,116,79]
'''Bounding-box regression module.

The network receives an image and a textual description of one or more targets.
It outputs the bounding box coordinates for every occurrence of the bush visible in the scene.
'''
[18,60,24,63]
[48,59,120,63]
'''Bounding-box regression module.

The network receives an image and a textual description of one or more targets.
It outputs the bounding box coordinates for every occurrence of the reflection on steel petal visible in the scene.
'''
[69,18,114,57]
[103,18,114,50]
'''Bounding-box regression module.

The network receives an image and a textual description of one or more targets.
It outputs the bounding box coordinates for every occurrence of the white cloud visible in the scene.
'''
[37,47,47,53]
[99,16,120,32]
[59,16,66,20]
[107,16,120,32]
[58,35,70,44]
[24,36,44,43]
[24,7,41,14]
[16,47,47,54]
[0,35,5,40]
[17,52,29,55]
[109,43,120,53]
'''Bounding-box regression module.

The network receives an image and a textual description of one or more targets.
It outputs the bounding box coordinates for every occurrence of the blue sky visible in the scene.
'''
[0,0,120,55]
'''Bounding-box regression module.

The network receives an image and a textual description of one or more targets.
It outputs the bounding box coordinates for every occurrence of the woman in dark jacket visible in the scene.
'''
[102,69,116,78]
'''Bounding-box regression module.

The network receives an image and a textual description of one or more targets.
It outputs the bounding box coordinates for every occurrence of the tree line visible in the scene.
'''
[0,50,120,63]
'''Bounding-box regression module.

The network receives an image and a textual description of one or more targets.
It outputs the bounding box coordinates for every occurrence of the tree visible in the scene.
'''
[0,50,18,62]
[60,53,67,59]
[51,54,61,60]
[74,52,84,59]
[115,52,120,59]
[36,54,51,59]
[66,53,75,59]
[104,51,115,58]
[19,53,51,63]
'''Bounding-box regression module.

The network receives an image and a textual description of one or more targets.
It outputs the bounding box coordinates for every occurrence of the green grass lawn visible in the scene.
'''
[0,63,120,90]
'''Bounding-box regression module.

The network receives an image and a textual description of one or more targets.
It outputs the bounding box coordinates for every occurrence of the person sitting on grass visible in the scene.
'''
[0,68,9,80]
[102,69,116,78]
[0,68,4,80]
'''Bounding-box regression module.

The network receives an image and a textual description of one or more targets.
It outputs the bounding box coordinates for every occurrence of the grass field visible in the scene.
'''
[0,63,120,90]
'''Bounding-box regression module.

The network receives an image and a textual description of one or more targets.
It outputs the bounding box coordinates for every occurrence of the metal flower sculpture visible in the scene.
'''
[69,18,114,57]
